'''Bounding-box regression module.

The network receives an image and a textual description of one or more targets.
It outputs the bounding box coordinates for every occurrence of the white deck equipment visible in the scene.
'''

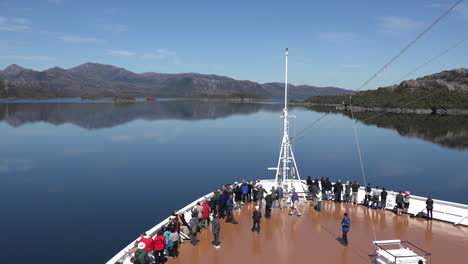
[373,240,431,264]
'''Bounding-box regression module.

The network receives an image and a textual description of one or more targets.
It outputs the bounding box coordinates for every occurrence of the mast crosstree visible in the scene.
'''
[270,48,302,191]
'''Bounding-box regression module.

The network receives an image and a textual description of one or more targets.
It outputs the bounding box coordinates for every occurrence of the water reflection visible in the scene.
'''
[308,106,468,150]
[0,100,282,129]
[2,101,468,150]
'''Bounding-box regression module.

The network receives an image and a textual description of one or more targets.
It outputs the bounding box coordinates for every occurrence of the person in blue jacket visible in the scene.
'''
[226,195,238,224]
[341,213,350,246]
[241,181,249,204]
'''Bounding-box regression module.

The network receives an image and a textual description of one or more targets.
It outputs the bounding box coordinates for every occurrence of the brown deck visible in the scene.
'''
[172,201,468,264]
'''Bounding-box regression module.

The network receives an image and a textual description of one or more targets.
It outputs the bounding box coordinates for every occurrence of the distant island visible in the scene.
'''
[303,68,468,115]
[0,63,352,100]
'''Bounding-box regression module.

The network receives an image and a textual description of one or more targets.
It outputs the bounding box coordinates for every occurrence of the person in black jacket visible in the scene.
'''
[325,178,332,200]
[265,193,273,219]
[426,195,434,219]
[380,188,388,210]
[364,184,372,206]
[306,176,313,186]
[395,191,404,215]
[251,206,262,234]
[334,180,343,203]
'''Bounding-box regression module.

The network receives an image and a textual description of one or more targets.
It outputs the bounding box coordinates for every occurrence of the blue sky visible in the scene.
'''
[0,0,467,89]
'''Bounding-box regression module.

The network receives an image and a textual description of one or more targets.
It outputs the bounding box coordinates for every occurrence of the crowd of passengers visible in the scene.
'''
[125,178,435,264]
[307,177,434,218]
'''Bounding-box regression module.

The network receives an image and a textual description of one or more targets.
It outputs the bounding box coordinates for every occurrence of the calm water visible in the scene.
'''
[1,99,468,264]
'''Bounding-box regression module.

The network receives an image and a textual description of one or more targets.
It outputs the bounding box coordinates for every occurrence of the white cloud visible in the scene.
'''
[0,16,30,31]
[142,48,181,64]
[424,3,444,9]
[0,55,53,60]
[376,16,425,33]
[58,35,101,43]
[101,23,128,33]
[107,49,136,56]
[11,17,28,24]
[318,32,358,43]
[341,64,362,69]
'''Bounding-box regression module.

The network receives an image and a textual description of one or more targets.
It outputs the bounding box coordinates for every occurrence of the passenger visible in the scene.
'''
[306,176,313,186]
[351,181,360,204]
[316,189,322,212]
[403,191,411,214]
[241,180,249,204]
[265,191,273,219]
[139,232,153,252]
[320,177,326,192]
[341,213,351,246]
[277,185,284,210]
[289,188,301,216]
[396,191,404,215]
[177,212,191,241]
[251,205,262,234]
[371,186,381,209]
[226,195,238,224]
[310,182,320,208]
[364,184,372,206]
[270,186,277,208]
[153,230,166,264]
[426,195,434,219]
[135,242,150,264]
[189,213,199,246]
[334,179,343,203]
[247,181,253,202]
[196,202,204,225]
[209,192,219,216]
[256,184,267,208]
[380,188,388,210]
[169,228,179,258]
[202,199,210,228]
[253,180,260,202]
[211,214,221,248]
[324,178,333,200]
[234,183,242,207]
[163,228,173,256]
[218,190,228,218]
[344,181,351,203]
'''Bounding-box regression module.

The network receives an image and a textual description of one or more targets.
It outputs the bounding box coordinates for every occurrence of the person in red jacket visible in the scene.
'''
[139,232,154,252]
[202,199,211,228]
[153,229,166,264]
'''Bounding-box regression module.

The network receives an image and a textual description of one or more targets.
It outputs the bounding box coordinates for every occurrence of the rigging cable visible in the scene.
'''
[358,34,468,123]
[348,0,465,242]
[290,0,465,143]
[355,0,464,92]
[349,96,377,242]
[397,35,468,83]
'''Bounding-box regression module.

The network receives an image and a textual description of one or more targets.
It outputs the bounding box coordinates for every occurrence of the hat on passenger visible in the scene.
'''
[255,206,259,210]
[405,191,411,195]
[138,242,146,250]
[144,231,151,239]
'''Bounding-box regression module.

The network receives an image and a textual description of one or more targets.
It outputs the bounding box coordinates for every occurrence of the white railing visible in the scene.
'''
[105,191,215,264]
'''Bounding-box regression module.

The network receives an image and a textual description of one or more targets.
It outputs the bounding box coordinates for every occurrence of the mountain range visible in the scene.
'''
[0,63,352,99]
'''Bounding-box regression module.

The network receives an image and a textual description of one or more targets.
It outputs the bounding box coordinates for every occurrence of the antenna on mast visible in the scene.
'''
[284,48,288,109]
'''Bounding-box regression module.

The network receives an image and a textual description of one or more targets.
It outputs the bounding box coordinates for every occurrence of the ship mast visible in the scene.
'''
[272,48,301,191]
